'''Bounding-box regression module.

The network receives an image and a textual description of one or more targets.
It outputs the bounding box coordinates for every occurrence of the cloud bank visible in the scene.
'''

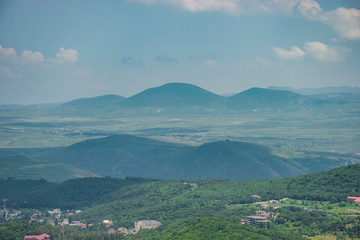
[272,46,305,61]
[0,45,79,65]
[273,41,351,62]
[131,0,360,40]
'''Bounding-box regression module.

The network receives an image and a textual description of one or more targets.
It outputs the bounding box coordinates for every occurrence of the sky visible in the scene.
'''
[0,0,359,104]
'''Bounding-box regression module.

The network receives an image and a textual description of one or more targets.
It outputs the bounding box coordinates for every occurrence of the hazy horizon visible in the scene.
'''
[0,83,360,105]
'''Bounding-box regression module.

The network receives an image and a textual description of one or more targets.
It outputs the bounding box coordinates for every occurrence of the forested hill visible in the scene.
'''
[0,165,358,225]
[0,155,99,181]
[33,134,341,181]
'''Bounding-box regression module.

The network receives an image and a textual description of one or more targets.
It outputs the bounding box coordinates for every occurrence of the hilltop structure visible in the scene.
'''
[246,216,269,228]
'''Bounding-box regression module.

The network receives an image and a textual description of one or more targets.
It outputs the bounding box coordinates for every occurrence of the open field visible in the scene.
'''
[1,101,359,153]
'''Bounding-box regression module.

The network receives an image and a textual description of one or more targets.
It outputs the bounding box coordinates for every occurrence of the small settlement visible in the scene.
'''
[12,194,360,239]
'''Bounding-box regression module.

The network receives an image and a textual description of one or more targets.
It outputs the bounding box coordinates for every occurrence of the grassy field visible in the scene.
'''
[1,102,359,154]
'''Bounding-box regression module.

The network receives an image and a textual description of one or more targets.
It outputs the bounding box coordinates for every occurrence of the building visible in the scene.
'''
[118,227,128,235]
[255,210,270,218]
[61,219,69,225]
[246,216,269,228]
[261,203,270,209]
[24,234,51,240]
[347,196,360,204]
[134,220,161,233]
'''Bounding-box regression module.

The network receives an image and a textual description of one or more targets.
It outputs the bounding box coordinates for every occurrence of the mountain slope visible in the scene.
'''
[45,83,334,115]
[177,141,307,180]
[0,155,99,182]
[59,94,125,109]
[227,87,326,109]
[0,164,358,226]
[118,83,224,109]
[269,86,360,95]
[34,134,331,181]
[35,134,193,178]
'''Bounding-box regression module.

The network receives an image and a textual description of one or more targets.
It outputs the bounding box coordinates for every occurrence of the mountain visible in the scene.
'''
[0,155,99,182]
[35,83,337,115]
[177,141,307,180]
[34,134,192,178]
[59,94,125,109]
[1,83,345,113]
[227,87,326,109]
[33,134,342,181]
[116,83,224,113]
[310,92,360,104]
[268,86,360,95]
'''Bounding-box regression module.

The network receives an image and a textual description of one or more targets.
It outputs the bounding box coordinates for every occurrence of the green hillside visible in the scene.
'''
[178,141,307,180]
[133,217,305,240]
[0,155,99,182]
[32,134,339,181]
[0,165,359,239]
[1,164,358,223]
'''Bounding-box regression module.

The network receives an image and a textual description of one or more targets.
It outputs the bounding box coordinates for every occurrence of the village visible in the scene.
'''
[1,194,359,240]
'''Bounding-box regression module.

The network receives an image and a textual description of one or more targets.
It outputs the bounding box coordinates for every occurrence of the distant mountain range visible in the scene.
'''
[2,83,358,114]
[51,83,337,115]
[268,86,360,95]
[29,134,343,181]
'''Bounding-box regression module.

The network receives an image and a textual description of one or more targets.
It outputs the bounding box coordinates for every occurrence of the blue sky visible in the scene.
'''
[0,0,359,104]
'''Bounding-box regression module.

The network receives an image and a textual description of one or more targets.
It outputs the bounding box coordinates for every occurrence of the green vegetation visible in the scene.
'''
[0,155,99,182]
[0,165,359,239]
[0,221,125,240]
[132,217,305,240]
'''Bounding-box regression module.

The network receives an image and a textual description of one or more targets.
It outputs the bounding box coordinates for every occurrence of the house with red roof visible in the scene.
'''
[24,233,50,240]
[347,196,360,204]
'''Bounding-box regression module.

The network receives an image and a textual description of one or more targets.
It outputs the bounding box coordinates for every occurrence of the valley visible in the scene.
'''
[0,84,359,239]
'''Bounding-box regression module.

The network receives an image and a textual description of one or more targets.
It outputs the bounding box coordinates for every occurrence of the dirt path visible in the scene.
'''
[347,208,360,213]
[314,235,336,239]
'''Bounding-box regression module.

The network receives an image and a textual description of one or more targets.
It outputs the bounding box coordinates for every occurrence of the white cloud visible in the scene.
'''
[132,0,360,40]
[132,0,239,15]
[0,45,80,84]
[323,8,360,40]
[296,0,322,19]
[0,45,17,59]
[55,47,79,63]
[295,1,360,40]
[273,41,351,62]
[272,46,305,61]
[0,45,79,64]
[304,41,351,62]
[21,50,44,62]
[204,59,217,66]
